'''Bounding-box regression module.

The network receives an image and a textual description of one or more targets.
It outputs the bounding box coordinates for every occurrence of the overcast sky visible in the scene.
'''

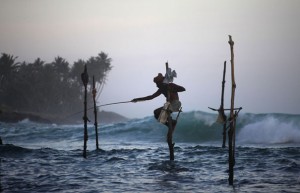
[1,0,300,118]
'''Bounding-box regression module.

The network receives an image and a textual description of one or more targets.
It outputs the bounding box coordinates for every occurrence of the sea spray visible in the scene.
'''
[237,116,300,144]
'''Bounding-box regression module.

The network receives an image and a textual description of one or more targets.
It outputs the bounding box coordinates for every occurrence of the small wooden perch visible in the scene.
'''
[208,107,242,112]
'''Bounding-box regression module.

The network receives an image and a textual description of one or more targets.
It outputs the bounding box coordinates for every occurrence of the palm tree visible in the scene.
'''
[0,53,20,91]
[86,52,112,99]
[70,59,85,84]
[87,52,112,84]
[52,56,70,81]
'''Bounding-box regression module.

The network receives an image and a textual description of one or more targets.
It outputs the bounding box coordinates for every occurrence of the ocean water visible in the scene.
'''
[0,111,300,193]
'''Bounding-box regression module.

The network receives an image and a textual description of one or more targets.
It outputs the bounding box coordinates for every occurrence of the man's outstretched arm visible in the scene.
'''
[132,90,161,102]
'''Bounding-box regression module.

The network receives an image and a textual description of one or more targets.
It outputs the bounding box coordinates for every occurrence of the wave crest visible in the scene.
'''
[237,116,300,144]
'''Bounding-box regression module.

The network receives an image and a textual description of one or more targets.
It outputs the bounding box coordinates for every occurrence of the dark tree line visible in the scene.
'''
[0,52,112,119]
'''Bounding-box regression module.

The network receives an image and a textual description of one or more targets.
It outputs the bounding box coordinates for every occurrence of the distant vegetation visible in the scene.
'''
[0,52,112,120]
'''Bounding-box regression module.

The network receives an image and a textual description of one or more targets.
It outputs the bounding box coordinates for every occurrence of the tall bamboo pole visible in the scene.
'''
[92,76,99,150]
[228,35,236,185]
[0,157,2,192]
[166,62,175,161]
[81,65,89,158]
[220,61,227,148]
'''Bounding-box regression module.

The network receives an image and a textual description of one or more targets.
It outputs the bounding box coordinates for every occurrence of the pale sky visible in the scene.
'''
[1,0,300,118]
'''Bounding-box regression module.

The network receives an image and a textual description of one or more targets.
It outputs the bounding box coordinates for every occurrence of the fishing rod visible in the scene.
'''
[97,100,133,108]
[63,100,139,119]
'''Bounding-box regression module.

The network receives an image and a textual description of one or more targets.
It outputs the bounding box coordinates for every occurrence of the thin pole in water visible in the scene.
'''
[81,64,89,158]
[228,35,236,185]
[92,76,99,150]
[221,61,227,148]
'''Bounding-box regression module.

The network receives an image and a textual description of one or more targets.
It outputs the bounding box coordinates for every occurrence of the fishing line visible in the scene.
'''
[63,100,140,120]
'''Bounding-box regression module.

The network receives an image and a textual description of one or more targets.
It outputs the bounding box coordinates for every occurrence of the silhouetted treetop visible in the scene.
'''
[0,52,112,119]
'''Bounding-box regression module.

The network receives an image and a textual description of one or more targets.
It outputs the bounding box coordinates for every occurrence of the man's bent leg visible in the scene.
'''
[154,107,163,120]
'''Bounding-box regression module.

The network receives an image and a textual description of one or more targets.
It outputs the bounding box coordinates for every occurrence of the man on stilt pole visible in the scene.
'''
[131,62,185,160]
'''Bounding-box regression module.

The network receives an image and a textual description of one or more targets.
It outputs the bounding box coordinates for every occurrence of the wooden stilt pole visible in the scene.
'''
[0,157,2,192]
[92,76,99,150]
[228,35,236,185]
[165,62,174,161]
[220,61,227,148]
[208,61,227,147]
[167,116,174,161]
[81,64,89,158]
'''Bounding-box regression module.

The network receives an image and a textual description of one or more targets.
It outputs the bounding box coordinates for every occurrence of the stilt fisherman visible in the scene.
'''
[131,71,185,130]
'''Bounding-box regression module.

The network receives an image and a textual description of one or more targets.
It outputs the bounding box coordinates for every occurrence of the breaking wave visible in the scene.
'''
[1,111,300,148]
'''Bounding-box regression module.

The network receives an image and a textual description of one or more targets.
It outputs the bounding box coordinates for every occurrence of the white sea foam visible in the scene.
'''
[237,116,300,144]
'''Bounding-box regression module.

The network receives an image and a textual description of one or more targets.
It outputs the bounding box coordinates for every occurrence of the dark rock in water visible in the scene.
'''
[0,109,128,124]
[0,111,52,123]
